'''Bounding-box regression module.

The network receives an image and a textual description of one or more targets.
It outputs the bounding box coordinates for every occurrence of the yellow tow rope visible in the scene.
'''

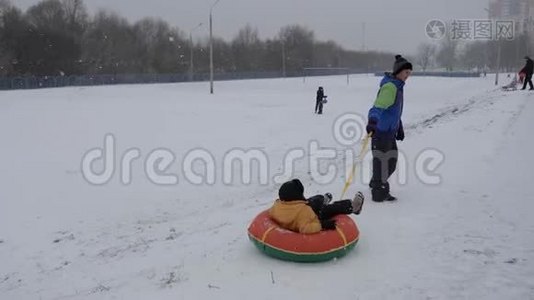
[339,133,372,200]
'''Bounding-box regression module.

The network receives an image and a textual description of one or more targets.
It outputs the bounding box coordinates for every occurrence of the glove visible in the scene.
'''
[366,119,377,135]
[320,219,336,230]
[396,121,405,141]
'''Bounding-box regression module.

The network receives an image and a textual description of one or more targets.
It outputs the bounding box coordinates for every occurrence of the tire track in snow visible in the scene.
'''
[406,88,503,134]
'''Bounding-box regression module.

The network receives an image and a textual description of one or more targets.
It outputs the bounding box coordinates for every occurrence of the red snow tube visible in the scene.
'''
[248,210,359,262]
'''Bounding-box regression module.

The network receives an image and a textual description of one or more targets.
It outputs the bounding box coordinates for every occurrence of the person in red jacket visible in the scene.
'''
[520,56,533,90]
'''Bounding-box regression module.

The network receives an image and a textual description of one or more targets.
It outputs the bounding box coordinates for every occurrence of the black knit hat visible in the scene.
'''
[278,179,305,201]
[393,55,413,75]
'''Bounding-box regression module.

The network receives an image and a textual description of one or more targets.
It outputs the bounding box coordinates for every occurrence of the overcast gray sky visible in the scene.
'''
[15,0,489,54]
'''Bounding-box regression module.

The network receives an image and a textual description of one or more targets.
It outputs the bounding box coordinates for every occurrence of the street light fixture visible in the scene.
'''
[209,0,221,94]
[189,22,203,82]
[485,6,501,85]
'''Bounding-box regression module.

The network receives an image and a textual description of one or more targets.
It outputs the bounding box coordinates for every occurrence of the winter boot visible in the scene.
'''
[323,193,333,205]
[371,186,388,202]
[383,183,397,201]
[385,194,397,201]
[352,192,365,215]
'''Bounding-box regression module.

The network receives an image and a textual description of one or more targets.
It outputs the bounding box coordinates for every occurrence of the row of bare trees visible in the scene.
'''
[0,0,396,78]
[415,35,531,73]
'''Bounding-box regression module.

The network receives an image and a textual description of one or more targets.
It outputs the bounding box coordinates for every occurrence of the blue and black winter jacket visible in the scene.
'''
[368,73,405,137]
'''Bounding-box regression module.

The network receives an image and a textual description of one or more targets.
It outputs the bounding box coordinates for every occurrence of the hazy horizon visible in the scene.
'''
[15,0,490,54]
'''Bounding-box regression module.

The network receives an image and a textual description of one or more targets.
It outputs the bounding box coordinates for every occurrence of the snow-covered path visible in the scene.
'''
[0,75,533,299]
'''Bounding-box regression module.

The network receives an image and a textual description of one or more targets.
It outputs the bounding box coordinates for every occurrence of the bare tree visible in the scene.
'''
[62,0,87,32]
[459,41,488,71]
[0,0,11,14]
[313,40,342,68]
[436,37,458,72]
[0,0,399,78]
[416,43,436,72]
[133,17,187,73]
[234,24,260,48]
[0,0,12,29]
[279,25,315,70]
[26,0,65,30]
[231,24,263,71]
[82,10,138,74]
[0,0,13,76]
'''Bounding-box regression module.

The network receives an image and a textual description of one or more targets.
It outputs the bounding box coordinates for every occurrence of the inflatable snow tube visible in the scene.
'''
[248,210,359,263]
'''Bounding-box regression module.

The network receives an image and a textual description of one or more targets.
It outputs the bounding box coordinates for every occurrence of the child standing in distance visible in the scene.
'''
[315,86,327,114]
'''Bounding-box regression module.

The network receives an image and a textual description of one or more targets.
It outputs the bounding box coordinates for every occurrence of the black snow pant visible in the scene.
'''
[522,75,533,90]
[307,195,353,220]
[369,135,398,201]
[315,99,323,114]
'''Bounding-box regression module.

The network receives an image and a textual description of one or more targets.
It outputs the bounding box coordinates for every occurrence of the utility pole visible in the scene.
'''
[189,23,203,82]
[362,22,366,52]
[209,0,221,94]
[495,41,502,86]
[485,6,501,85]
[282,41,286,77]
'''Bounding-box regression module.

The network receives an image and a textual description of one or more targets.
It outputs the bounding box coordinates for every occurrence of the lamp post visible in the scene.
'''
[485,7,501,85]
[189,23,203,82]
[362,22,366,52]
[281,40,286,77]
[209,0,221,94]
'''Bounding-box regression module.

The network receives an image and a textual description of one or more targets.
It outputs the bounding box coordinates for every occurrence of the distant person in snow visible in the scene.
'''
[366,55,412,202]
[520,56,533,90]
[269,179,364,234]
[315,86,327,114]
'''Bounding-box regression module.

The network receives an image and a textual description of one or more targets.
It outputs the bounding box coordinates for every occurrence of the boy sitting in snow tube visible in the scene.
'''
[269,179,364,234]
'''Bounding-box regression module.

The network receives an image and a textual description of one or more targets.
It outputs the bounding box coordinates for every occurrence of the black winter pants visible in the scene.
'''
[369,136,398,195]
[315,99,323,114]
[522,75,533,90]
[307,195,353,220]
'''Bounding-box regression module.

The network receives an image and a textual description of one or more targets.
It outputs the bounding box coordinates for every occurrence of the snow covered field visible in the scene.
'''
[1,74,533,299]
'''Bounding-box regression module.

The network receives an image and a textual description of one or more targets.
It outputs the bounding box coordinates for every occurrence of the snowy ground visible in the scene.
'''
[1,74,533,300]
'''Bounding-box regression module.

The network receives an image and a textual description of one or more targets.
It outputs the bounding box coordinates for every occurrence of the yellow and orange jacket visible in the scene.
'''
[268,199,322,234]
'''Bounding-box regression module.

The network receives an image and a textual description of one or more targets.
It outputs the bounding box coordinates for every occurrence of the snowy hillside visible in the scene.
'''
[1,75,533,299]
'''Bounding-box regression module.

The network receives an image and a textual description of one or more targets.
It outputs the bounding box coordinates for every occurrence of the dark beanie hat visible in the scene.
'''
[278,179,305,201]
[393,55,413,75]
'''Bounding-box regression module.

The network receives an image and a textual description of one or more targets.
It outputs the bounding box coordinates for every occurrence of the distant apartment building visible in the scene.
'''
[527,0,534,50]
[489,0,534,40]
